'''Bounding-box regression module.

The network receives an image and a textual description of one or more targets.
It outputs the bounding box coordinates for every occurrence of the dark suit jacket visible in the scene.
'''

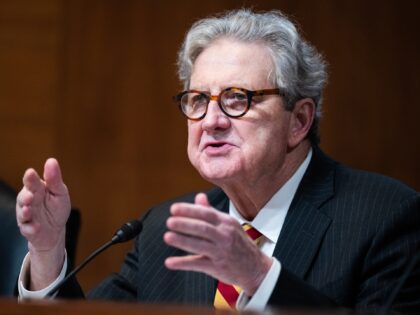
[61,148,420,312]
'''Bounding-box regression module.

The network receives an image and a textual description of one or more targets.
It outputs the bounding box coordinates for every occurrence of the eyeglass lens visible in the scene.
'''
[180,88,249,119]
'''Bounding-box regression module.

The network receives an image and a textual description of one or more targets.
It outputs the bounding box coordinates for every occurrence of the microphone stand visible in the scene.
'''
[45,220,142,297]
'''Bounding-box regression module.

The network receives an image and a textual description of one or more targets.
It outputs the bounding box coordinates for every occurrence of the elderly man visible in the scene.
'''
[16,9,420,311]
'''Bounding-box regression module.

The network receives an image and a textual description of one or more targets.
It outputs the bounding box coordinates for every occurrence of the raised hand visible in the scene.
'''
[16,158,71,290]
[164,193,272,296]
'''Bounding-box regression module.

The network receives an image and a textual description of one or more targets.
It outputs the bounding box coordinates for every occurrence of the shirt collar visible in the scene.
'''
[229,148,312,243]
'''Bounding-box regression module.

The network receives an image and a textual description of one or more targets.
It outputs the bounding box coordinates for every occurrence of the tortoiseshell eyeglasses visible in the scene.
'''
[173,87,283,120]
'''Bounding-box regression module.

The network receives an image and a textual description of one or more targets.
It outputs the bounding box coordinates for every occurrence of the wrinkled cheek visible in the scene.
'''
[187,134,199,168]
[186,141,195,166]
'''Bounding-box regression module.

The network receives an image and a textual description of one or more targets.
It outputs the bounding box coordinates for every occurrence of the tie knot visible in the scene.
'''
[242,223,262,241]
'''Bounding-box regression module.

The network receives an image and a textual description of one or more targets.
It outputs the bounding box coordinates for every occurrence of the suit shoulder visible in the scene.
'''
[318,159,420,245]
[334,163,418,207]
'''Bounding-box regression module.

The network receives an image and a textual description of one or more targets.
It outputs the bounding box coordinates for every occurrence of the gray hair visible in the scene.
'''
[177,9,328,144]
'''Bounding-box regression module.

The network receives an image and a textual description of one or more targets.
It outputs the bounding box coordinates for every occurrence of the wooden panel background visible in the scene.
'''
[0,0,418,291]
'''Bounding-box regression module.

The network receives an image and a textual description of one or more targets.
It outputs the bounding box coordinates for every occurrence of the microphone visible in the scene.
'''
[46,219,143,297]
[111,220,143,244]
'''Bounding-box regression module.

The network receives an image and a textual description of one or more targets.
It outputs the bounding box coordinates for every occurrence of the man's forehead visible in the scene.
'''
[190,40,274,90]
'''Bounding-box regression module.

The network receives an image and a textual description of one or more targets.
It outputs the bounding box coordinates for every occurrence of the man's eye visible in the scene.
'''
[232,93,247,100]
[191,94,207,104]
[224,92,247,104]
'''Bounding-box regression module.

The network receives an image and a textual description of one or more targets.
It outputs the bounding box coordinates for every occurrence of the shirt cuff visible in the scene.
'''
[236,257,281,311]
[18,251,68,299]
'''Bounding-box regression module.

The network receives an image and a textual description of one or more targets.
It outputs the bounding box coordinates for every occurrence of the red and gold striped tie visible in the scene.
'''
[213,223,263,309]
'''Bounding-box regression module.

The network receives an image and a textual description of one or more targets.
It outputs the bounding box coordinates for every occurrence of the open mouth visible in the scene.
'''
[202,140,234,154]
[209,143,225,148]
[203,141,232,154]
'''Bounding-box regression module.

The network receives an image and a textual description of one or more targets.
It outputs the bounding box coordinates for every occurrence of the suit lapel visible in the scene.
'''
[274,198,332,279]
[273,147,336,279]
[183,188,229,305]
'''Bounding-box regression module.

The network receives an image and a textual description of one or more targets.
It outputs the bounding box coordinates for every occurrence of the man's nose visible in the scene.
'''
[201,100,231,131]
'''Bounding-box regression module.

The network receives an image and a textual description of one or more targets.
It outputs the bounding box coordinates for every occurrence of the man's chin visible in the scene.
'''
[197,166,239,185]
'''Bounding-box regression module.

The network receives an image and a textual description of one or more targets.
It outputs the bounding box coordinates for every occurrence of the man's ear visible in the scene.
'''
[287,98,316,149]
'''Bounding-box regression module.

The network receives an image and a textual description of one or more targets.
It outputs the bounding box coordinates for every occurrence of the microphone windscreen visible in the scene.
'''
[112,220,143,244]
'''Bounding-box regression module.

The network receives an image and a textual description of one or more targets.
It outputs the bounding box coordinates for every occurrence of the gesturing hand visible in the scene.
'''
[16,158,71,289]
[164,193,272,296]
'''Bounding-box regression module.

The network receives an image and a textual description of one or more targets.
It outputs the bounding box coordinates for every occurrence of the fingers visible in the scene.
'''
[168,192,231,242]
[17,170,42,225]
[166,216,220,241]
[20,158,66,197]
[16,187,38,234]
[170,202,220,225]
[165,254,214,274]
[164,193,271,293]
[164,231,214,256]
[18,221,40,236]
[22,168,43,193]
[16,158,71,255]
[43,158,67,196]
[16,186,33,208]
[194,192,210,207]
[18,165,47,220]
[165,192,242,257]
[17,203,32,223]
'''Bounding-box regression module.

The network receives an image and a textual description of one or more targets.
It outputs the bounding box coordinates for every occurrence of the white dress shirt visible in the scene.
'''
[19,149,312,309]
[234,149,312,310]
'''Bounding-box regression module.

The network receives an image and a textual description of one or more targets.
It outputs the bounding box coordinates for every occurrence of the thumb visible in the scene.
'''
[194,192,210,207]
[43,158,67,195]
